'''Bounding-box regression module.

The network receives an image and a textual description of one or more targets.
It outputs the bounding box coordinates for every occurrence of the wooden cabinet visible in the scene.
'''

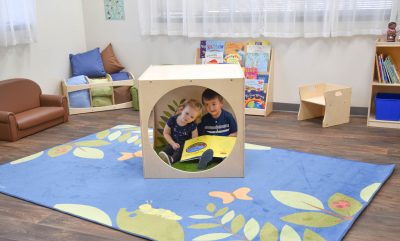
[368,42,400,129]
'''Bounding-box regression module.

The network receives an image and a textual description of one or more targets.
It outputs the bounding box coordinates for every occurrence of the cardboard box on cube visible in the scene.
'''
[138,64,245,178]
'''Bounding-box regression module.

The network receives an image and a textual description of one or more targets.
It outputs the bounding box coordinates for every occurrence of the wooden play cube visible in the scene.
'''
[138,64,245,178]
[298,83,352,127]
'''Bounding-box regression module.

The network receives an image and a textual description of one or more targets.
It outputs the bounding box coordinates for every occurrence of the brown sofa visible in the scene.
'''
[0,78,69,141]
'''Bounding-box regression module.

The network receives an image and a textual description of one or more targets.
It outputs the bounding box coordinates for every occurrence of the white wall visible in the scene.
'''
[0,0,86,94]
[82,0,377,107]
[1,0,376,107]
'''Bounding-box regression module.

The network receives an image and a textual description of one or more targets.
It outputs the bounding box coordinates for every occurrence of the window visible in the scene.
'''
[138,0,399,38]
[0,0,37,47]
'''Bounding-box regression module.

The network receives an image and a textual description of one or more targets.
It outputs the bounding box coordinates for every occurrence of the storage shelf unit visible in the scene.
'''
[61,73,135,115]
[368,42,400,129]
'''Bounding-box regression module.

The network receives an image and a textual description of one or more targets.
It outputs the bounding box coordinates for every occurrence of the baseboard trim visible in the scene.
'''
[272,102,368,116]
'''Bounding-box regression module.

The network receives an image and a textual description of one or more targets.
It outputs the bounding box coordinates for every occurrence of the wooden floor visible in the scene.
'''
[0,109,399,241]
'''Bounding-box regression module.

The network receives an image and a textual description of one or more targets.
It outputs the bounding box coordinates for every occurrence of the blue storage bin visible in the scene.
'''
[375,93,400,121]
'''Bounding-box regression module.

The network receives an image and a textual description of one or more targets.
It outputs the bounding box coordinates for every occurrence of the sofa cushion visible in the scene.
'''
[110,71,130,81]
[15,107,65,130]
[101,43,124,74]
[70,48,106,78]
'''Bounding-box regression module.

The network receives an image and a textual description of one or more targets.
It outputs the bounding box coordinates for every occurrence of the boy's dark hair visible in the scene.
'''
[202,88,223,102]
[388,22,397,28]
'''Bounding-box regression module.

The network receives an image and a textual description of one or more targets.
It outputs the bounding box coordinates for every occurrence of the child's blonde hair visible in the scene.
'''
[176,99,203,122]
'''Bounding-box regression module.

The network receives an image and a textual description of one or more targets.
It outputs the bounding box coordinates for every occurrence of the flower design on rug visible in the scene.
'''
[209,187,253,204]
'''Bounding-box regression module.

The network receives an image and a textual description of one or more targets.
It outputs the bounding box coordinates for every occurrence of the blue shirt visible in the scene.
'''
[198,109,237,136]
[167,115,197,145]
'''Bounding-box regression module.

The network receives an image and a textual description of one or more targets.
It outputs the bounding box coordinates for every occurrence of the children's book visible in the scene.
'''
[244,67,258,79]
[245,45,271,73]
[180,135,236,162]
[200,40,225,64]
[245,79,264,91]
[224,42,245,66]
[245,90,266,109]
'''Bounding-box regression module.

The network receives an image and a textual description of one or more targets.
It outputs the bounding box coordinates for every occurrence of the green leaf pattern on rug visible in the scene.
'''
[117,204,184,241]
[74,140,111,147]
[48,145,73,157]
[54,204,112,226]
[244,218,260,240]
[107,130,122,141]
[271,191,324,210]
[193,233,233,241]
[328,193,362,217]
[73,147,104,159]
[260,223,278,241]
[360,183,381,202]
[280,225,301,241]
[10,151,44,165]
[245,143,272,150]
[281,212,344,227]
[95,129,110,139]
[303,228,326,241]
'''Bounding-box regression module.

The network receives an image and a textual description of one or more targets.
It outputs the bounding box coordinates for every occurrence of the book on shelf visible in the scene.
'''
[180,135,236,162]
[245,89,266,109]
[245,44,271,73]
[200,40,225,64]
[375,54,382,83]
[224,42,245,66]
[245,79,264,91]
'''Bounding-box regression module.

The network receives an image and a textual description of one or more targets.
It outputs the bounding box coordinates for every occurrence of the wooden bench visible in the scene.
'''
[298,83,352,127]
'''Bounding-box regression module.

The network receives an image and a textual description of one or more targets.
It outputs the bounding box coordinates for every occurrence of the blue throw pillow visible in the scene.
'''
[111,71,130,81]
[66,75,91,108]
[69,48,106,78]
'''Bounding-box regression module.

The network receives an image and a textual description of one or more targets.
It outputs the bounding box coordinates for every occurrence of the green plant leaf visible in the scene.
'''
[157,128,164,135]
[244,218,260,241]
[260,222,278,241]
[189,215,214,219]
[280,225,301,241]
[360,183,381,202]
[161,116,169,123]
[74,140,111,147]
[245,143,271,150]
[112,125,135,129]
[206,203,216,213]
[54,204,112,226]
[304,228,326,241]
[328,193,362,217]
[158,121,166,128]
[231,214,245,234]
[188,223,221,229]
[107,131,122,141]
[221,210,235,224]
[271,190,324,210]
[73,147,104,159]
[48,145,73,157]
[281,212,344,227]
[214,207,229,217]
[96,129,110,139]
[173,100,179,107]
[168,104,176,112]
[118,132,132,142]
[179,98,186,104]
[163,111,172,118]
[10,151,44,164]
[127,135,139,144]
[193,233,232,241]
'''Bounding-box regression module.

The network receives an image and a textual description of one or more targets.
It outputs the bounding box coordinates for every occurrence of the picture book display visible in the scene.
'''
[180,135,236,162]
[200,40,225,64]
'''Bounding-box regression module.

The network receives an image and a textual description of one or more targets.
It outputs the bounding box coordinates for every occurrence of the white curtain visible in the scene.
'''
[0,0,37,47]
[138,0,398,38]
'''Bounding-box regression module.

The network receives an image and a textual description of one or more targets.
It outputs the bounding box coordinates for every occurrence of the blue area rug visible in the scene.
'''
[0,125,395,241]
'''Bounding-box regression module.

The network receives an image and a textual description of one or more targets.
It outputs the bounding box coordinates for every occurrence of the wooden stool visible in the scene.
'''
[298,83,352,127]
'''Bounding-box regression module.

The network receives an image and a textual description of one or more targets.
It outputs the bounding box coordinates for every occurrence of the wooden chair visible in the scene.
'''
[298,83,352,127]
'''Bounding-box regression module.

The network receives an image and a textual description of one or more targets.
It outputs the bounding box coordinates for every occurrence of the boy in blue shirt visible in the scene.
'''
[197,88,237,168]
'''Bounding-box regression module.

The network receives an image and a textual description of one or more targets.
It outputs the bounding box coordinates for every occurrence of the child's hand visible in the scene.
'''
[172,143,180,150]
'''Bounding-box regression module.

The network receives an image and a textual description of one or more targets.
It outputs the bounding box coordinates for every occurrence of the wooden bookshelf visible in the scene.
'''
[61,73,135,115]
[367,42,400,129]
